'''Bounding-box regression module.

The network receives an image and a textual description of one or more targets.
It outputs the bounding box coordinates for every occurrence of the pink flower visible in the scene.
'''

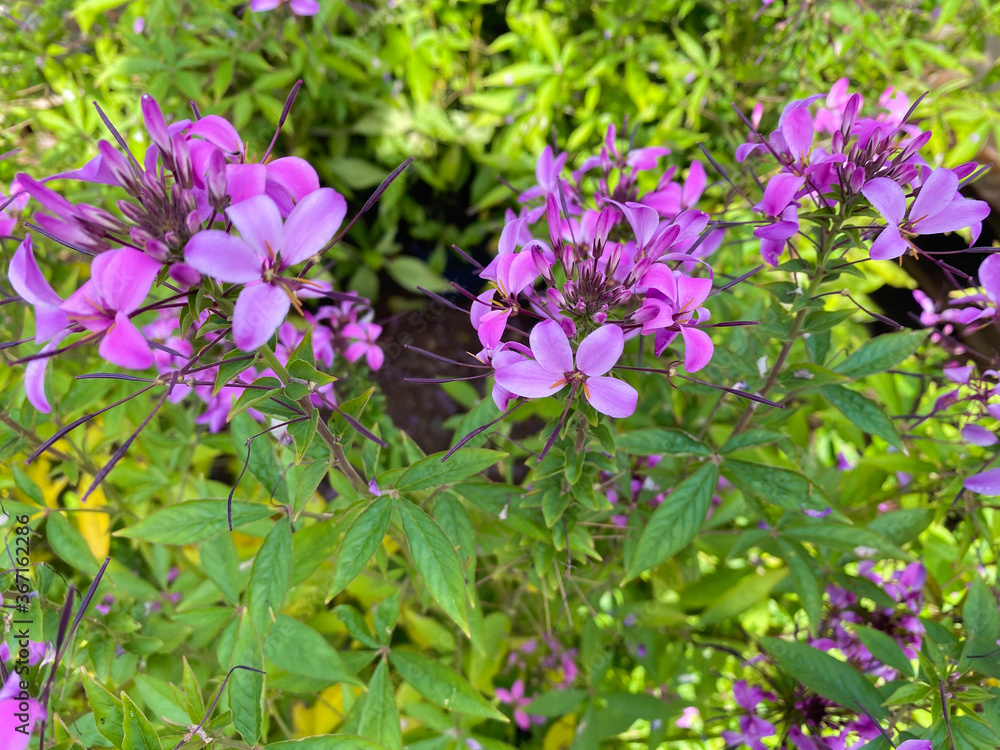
[495,679,545,732]
[60,247,162,369]
[250,0,321,15]
[494,321,638,418]
[752,174,804,266]
[0,673,45,750]
[343,321,384,370]
[184,190,345,350]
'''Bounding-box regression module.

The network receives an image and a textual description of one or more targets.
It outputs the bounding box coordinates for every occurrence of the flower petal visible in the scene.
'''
[528,319,573,374]
[232,283,291,351]
[184,231,263,283]
[9,235,63,308]
[576,325,624,377]
[99,312,154,369]
[910,167,958,223]
[226,194,284,259]
[265,156,321,215]
[860,178,906,225]
[979,253,1000,304]
[495,359,566,398]
[965,468,1000,496]
[226,163,267,205]
[913,197,991,235]
[681,326,714,372]
[188,115,243,154]
[91,247,162,314]
[868,225,909,261]
[584,376,637,418]
[280,187,347,266]
[961,424,998,447]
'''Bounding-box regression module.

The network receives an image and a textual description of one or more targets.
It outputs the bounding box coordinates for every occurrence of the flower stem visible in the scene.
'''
[257,343,370,496]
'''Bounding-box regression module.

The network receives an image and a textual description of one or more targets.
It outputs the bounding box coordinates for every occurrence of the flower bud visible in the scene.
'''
[171,132,193,189]
[141,94,174,167]
[98,140,142,195]
[144,238,170,261]
[168,262,201,287]
[185,210,202,237]
[205,148,228,211]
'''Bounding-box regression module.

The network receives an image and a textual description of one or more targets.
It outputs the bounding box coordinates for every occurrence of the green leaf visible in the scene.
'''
[724,460,822,511]
[215,353,259,396]
[264,615,362,687]
[396,498,469,636]
[358,659,403,750]
[248,519,293,636]
[782,523,905,559]
[776,539,823,630]
[385,256,450,293]
[229,379,282,421]
[230,611,264,745]
[624,463,717,581]
[760,637,887,719]
[721,429,787,454]
[291,519,341,585]
[822,385,902,449]
[962,577,1000,676]
[200,533,241,604]
[523,689,588,717]
[395,449,506,492]
[121,693,162,750]
[699,568,788,626]
[867,508,934,546]
[82,670,125,748]
[853,626,914,677]
[265,737,389,750]
[389,650,507,722]
[329,496,393,598]
[615,428,711,456]
[881,682,931,707]
[834,330,926,379]
[47,512,99,574]
[116,500,273,544]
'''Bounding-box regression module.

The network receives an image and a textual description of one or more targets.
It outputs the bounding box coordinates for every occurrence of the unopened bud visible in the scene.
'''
[185,210,202,237]
[168,262,201,287]
[145,238,170,261]
[141,94,174,168]
[205,148,228,211]
[98,140,141,195]
[171,132,193,189]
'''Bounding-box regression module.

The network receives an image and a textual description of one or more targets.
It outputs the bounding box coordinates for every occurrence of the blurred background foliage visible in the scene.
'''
[3,0,1000,306]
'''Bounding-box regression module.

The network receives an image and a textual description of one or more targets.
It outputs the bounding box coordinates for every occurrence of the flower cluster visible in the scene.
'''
[739,78,989,265]
[722,563,926,750]
[496,636,579,731]
[428,124,757,456]
[5,90,385,497]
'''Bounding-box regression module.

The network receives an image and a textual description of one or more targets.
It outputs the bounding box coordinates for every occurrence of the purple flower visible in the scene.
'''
[184,190,345,350]
[676,706,699,728]
[965,467,1000,495]
[861,169,990,260]
[494,321,638,418]
[897,742,932,750]
[61,247,162,369]
[250,0,321,15]
[0,673,45,750]
[752,174,804,266]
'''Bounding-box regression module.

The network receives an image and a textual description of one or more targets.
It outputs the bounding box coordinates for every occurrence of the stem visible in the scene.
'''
[729,214,842,437]
[257,343,370,496]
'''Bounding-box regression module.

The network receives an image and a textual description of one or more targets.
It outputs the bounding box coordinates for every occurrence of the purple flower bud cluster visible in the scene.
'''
[740,78,989,265]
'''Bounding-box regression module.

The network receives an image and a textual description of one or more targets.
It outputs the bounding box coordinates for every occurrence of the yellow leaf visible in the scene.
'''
[543,714,576,750]
[26,458,68,508]
[73,477,110,559]
[290,684,356,737]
